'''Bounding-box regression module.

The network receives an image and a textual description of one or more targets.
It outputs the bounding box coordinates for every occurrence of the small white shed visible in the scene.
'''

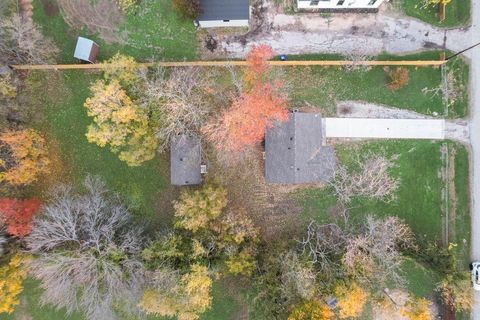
[73,37,99,63]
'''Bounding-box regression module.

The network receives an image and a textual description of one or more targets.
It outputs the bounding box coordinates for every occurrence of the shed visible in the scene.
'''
[171,135,202,186]
[73,37,99,63]
[197,0,250,28]
[265,111,336,184]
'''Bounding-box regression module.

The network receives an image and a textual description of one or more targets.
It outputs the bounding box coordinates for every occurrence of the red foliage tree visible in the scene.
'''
[0,198,41,237]
[203,44,288,152]
[203,82,288,151]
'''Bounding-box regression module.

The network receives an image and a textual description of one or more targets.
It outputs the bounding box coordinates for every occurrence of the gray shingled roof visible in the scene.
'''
[265,112,336,184]
[171,135,202,186]
[198,0,250,21]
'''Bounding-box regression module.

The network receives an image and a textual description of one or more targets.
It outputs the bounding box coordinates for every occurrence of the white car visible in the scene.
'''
[471,262,480,291]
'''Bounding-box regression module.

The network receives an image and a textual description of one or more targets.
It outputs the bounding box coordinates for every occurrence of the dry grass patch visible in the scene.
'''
[57,0,126,44]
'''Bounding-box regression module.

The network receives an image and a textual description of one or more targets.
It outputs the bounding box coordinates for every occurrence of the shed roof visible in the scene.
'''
[198,0,250,21]
[265,112,336,184]
[171,135,202,186]
[74,37,98,62]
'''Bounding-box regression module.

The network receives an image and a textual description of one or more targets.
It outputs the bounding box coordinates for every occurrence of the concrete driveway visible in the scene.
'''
[324,118,445,139]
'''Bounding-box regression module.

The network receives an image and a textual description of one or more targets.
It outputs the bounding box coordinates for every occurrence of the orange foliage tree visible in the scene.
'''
[244,44,274,86]
[203,45,288,152]
[0,198,41,237]
[0,129,50,185]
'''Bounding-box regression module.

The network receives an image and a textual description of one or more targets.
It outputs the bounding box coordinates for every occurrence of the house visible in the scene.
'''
[170,135,202,186]
[73,37,99,63]
[265,111,336,184]
[297,0,384,10]
[197,0,250,28]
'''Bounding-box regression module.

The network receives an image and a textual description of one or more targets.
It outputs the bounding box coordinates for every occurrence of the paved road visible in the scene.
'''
[469,0,480,318]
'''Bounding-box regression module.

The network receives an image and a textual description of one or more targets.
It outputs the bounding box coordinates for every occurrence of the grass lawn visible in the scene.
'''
[23,70,167,221]
[402,258,441,297]
[299,140,470,262]
[282,52,469,118]
[401,0,471,28]
[33,0,198,63]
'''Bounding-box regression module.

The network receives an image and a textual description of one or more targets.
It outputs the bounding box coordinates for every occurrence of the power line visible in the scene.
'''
[446,41,480,60]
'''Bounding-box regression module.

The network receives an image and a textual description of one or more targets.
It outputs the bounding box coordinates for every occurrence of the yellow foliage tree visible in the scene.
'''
[288,300,334,320]
[84,79,157,166]
[115,0,138,13]
[0,74,16,99]
[0,129,50,185]
[335,282,368,319]
[225,249,256,276]
[0,254,27,314]
[400,297,432,320]
[139,264,213,320]
[174,186,228,233]
[213,207,258,247]
[419,0,451,9]
[102,53,143,87]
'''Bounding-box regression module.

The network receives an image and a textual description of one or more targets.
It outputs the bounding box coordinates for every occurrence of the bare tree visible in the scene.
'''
[298,221,346,279]
[279,250,316,302]
[26,176,145,320]
[141,67,212,152]
[331,153,400,203]
[343,215,415,288]
[0,14,58,65]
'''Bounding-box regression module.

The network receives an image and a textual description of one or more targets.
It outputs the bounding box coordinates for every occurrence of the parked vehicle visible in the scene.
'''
[470,262,480,291]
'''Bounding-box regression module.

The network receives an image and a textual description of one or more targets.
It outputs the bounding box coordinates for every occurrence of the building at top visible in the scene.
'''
[197,0,250,28]
[297,0,384,10]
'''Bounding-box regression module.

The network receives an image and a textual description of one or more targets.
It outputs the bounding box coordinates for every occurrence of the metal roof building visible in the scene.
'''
[265,112,336,184]
[198,0,250,28]
[73,37,99,63]
[170,135,202,186]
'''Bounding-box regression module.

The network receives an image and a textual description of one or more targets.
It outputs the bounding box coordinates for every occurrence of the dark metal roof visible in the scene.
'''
[170,135,202,186]
[198,0,250,21]
[265,112,336,184]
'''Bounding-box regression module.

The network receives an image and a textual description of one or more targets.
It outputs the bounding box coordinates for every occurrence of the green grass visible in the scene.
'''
[300,140,469,246]
[298,140,470,300]
[402,0,471,27]
[33,0,198,63]
[402,258,441,297]
[452,144,471,265]
[201,281,242,320]
[283,52,469,118]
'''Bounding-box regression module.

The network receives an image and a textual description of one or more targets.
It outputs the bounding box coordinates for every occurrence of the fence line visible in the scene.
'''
[10,60,447,70]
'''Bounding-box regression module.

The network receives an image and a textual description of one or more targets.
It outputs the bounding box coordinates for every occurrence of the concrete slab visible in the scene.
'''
[324,118,445,140]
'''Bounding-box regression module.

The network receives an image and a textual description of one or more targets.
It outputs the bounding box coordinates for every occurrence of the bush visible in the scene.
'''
[115,0,138,13]
[385,67,409,91]
[172,0,201,20]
